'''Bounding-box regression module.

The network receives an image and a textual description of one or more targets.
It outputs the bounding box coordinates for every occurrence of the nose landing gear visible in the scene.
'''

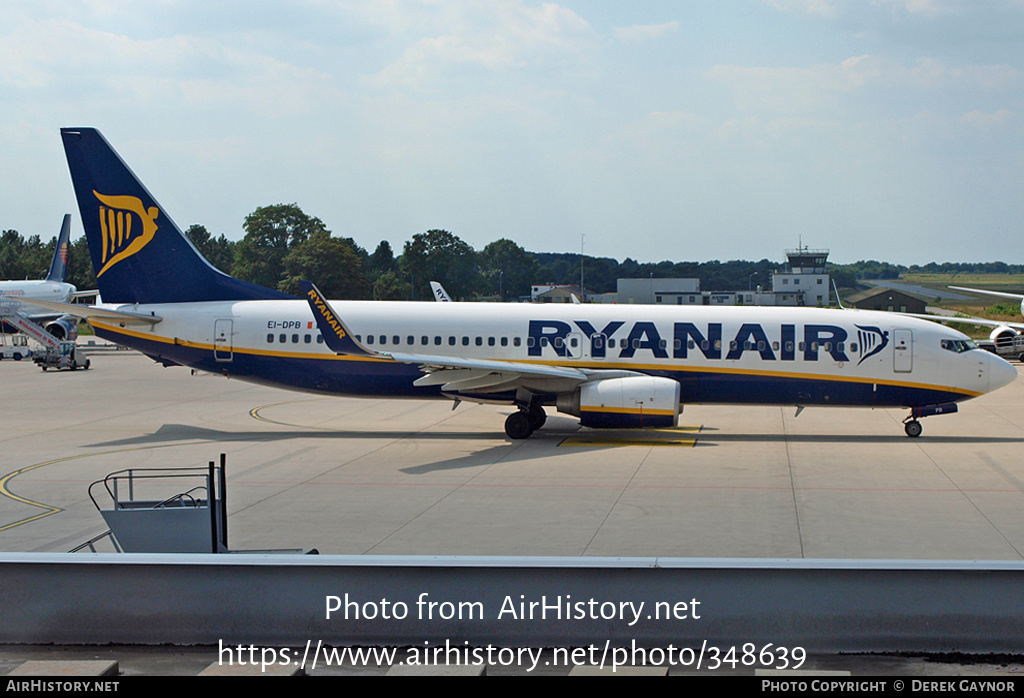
[903,402,959,438]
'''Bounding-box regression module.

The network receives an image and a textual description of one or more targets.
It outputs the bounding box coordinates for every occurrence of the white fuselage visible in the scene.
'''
[0,280,76,318]
[88,300,1017,407]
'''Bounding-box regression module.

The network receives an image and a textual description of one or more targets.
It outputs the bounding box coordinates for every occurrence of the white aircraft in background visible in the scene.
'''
[0,214,87,340]
[904,286,1024,359]
[38,128,1018,439]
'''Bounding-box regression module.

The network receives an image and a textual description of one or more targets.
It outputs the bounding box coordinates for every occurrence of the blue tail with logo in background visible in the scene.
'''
[44,214,72,283]
[61,128,291,305]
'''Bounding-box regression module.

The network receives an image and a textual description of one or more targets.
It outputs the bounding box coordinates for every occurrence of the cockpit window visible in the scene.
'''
[941,338,977,353]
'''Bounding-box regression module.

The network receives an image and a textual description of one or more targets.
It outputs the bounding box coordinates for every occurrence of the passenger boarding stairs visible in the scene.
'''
[0,299,63,352]
[75,456,230,554]
[72,454,316,554]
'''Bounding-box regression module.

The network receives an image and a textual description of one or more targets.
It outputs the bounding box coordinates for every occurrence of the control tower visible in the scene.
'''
[772,247,830,306]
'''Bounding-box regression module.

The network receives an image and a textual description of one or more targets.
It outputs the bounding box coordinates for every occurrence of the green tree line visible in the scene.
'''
[5,204,1023,300]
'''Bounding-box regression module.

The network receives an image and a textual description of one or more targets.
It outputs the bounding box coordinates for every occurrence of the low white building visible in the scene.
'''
[616,278,700,305]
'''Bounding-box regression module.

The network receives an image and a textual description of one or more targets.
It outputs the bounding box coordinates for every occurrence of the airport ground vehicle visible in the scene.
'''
[0,333,31,361]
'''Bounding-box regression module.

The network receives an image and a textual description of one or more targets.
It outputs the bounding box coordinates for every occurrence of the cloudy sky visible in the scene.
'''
[1,0,1021,266]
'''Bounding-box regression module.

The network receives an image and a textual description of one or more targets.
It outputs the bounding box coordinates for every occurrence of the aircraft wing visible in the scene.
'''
[906,312,1024,331]
[8,298,162,325]
[948,286,1024,301]
[905,284,1024,330]
[300,280,637,395]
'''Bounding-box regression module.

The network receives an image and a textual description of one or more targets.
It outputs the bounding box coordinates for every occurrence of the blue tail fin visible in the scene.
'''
[44,214,71,282]
[61,128,291,304]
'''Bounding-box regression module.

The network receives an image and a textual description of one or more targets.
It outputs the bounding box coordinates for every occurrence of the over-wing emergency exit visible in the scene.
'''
[45,128,1018,439]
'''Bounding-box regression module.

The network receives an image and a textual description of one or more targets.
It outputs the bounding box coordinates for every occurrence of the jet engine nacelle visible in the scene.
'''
[989,325,1021,349]
[45,318,79,342]
[557,375,681,429]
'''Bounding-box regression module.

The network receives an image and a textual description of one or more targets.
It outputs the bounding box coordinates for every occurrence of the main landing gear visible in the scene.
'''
[505,403,547,440]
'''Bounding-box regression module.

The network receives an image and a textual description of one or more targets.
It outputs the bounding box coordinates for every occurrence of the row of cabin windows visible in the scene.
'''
[267,333,325,344]
[267,333,525,348]
[265,332,857,355]
[591,338,857,353]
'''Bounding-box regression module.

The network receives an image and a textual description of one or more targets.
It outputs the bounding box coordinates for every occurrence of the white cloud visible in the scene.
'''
[869,0,974,16]
[708,54,1022,113]
[0,15,337,116]
[613,21,680,43]
[762,0,842,18]
[363,1,595,89]
[960,108,1012,131]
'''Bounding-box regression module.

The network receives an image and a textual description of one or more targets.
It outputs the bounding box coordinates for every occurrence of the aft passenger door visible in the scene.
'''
[214,319,233,362]
[893,329,912,373]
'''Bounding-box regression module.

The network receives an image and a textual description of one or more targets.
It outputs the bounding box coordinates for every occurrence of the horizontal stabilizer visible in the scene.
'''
[9,298,162,325]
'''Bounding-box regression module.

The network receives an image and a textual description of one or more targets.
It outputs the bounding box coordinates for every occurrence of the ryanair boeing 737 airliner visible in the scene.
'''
[42,128,1018,439]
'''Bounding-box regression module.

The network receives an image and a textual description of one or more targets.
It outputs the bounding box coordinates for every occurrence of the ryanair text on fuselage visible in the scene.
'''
[527,319,888,365]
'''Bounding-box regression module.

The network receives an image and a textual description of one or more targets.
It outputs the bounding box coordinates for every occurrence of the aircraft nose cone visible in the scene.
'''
[988,353,1019,392]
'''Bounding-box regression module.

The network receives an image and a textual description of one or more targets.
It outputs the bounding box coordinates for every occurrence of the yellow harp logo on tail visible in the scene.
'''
[93,191,159,277]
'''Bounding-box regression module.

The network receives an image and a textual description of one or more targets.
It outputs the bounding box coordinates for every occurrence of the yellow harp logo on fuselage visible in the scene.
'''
[94,191,159,277]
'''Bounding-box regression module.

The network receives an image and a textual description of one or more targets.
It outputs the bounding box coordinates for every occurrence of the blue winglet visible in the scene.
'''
[300,280,374,356]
